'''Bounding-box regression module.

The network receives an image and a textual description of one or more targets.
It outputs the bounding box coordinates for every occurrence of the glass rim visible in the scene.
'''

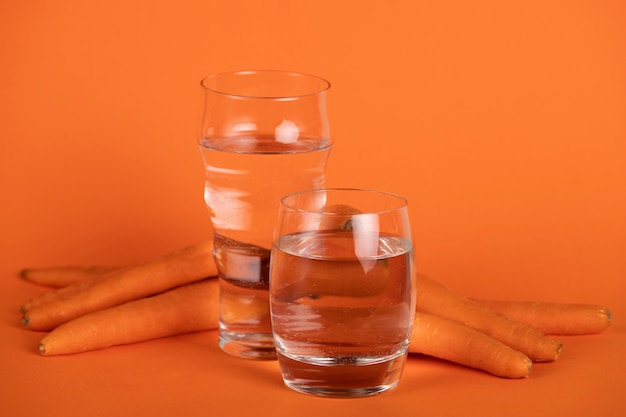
[200,70,331,100]
[280,187,409,215]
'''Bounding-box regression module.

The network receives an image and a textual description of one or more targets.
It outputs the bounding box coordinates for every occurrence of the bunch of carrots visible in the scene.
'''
[19,240,612,379]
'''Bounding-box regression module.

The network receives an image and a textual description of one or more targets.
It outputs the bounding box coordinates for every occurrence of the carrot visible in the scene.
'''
[22,240,217,331]
[20,265,119,288]
[416,275,563,362]
[20,267,124,313]
[410,312,532,378]
[38,280,531,379]
[39,279,219,356]
[473,299,612,335]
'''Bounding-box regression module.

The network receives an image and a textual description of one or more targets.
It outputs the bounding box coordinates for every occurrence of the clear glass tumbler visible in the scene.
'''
[198,71,332,360]
[270,188,417,397]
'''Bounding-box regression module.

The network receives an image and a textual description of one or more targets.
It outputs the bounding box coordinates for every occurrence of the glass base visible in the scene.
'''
[219,331,277,360]
[277,351,407,398]
[284,380,399,398]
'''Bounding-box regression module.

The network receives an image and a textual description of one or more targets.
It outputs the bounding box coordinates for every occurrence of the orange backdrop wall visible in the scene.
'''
[2,0,624,319]
[2,1,626,416]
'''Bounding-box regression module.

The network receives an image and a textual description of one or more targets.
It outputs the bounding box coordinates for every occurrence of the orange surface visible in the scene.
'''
[1,0,625,415]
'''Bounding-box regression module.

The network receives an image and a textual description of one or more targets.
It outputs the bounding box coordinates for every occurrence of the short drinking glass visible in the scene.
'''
[198,71,332,360]
[270,188,416,397]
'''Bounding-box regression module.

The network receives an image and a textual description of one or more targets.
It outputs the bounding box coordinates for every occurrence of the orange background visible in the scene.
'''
[1,0,625,415]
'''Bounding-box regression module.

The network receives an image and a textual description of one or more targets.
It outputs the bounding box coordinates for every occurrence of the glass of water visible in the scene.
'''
[198,71,332,360]
[270,188,417,397]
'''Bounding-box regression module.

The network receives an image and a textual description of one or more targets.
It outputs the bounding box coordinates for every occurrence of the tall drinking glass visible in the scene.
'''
[270,188,416,397]
[198,71,332,360]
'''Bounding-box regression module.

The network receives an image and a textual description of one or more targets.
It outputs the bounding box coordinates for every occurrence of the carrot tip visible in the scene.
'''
[555,342,563,359]
[22,316,29,327]
[38,343,47,356]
